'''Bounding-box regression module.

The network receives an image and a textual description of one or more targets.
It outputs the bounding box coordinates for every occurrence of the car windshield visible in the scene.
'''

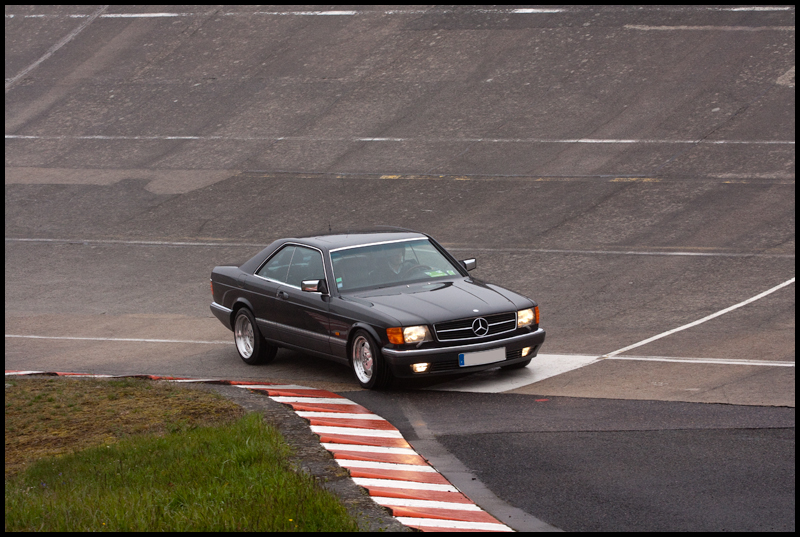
[330,239,462,292]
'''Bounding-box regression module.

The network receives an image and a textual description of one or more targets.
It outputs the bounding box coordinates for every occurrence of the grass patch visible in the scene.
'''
[5,378,359,531]
[5,377,244,477]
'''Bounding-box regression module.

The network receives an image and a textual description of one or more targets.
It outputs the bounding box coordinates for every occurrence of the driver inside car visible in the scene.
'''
[371,244,414,283]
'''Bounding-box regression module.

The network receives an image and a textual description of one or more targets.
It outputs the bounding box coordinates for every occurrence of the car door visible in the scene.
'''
[275,245,331,355]
[248,244,296,340]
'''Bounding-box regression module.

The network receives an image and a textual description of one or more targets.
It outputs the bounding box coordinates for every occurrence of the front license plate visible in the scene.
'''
[459,347,505,367]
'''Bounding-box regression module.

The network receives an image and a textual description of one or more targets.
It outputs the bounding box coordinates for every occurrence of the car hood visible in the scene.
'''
[350,278,532,326]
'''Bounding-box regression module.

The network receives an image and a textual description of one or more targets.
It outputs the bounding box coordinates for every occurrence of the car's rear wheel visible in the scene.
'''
[234,308,277,365]
[351,330,392,389]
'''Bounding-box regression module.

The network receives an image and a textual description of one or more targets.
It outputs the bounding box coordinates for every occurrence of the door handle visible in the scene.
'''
[277,290,289,300]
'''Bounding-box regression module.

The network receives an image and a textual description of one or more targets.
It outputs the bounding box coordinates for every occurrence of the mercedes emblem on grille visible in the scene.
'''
[472,317,489,336]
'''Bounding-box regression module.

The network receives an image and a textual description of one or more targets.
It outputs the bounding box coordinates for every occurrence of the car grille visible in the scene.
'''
[434,312,516,342]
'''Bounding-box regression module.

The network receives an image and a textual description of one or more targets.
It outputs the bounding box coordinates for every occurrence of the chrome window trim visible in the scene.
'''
[253,242,330,294]
[328,237,425,253]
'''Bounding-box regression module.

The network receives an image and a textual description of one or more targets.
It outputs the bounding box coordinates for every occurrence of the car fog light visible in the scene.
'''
[522,346,532,357]
[411,363,430,373]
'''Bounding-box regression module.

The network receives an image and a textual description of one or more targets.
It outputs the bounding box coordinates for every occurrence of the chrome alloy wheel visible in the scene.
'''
[234,313,255,359]
[352,335,374,384]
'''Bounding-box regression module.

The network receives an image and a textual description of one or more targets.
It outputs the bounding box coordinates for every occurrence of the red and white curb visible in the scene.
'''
[6,371,514,532]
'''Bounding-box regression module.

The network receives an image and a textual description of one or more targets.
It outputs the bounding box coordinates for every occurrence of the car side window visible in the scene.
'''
[286,246,325,288]
[256,245,295,283]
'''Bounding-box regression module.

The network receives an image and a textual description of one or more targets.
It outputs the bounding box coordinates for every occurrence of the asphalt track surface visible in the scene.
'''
[5,5,795,532]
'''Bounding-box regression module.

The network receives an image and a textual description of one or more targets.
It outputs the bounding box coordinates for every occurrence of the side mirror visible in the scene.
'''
[460,258,477,271]
[301,279,329,295]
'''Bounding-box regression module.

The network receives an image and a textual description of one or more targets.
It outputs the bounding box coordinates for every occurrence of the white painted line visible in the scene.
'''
[430,351,795,394]
[396,517,514,532]
[239,384,312,390]
[168,378,223,383]
[625,24,795,31]
[6,238,794,258]
[605,277,795,359]
[5,334,230,344]
[322,443,418,455]
[271,396,358,405]
[608,356,795,367]
[6,133,794,145]
[310,425,403,438]
[431,354,600,393]
[5,237,264,247]
[4,8,564,19]
[777,66,795,87]
[372,496,482,511]
[352,477,459,492]
[296,411,386,420]
[5,5,108,92]
[335,459,438,472]
[512,8,564,13]
[723,6,793,10]
[446,246,795,259]
[100,13,192,18]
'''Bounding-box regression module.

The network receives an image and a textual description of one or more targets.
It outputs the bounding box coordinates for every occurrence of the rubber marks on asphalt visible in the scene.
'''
[4,371,514,532]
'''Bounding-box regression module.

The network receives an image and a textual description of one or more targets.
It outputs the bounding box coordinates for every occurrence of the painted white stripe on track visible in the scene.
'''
[6,133,794,144]
[396,517,514,531]
[296,411,386,420]
[604,277,796,358]
[625,24,795,31]
[608,356,795,367]
[335,459,438,472]
[5,334,230,344]
[239,384,312,390]
[7,238,793,258]
[352,477,459,492]
[310,425,403,438]
[372,496,482,511]
[271,396,358,405]
[322,443,418,455]
[5,5,108,92]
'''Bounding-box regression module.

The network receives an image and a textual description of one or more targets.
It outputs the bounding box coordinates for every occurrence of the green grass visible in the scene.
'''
[5,378,359,531]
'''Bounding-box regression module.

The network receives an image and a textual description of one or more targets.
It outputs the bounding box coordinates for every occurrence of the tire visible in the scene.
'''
[350,330,392,389]
[233,308,277,365]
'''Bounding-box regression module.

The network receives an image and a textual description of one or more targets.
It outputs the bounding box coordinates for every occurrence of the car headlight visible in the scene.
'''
[387,326,432,344]
[403,325,432,344]
[517,308,534,328]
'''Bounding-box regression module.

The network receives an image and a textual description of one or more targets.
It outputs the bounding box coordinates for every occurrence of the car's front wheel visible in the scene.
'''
[350,330,392,389]
[233,308,277,365]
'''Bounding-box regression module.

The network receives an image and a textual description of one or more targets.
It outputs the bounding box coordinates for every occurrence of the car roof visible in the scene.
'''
[289,231,428,251]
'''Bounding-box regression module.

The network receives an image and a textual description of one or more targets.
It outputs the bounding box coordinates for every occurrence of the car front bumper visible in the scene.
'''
[382,328,546,378]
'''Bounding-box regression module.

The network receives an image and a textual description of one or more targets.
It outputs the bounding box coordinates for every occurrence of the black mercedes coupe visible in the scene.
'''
[210,230,545,389]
